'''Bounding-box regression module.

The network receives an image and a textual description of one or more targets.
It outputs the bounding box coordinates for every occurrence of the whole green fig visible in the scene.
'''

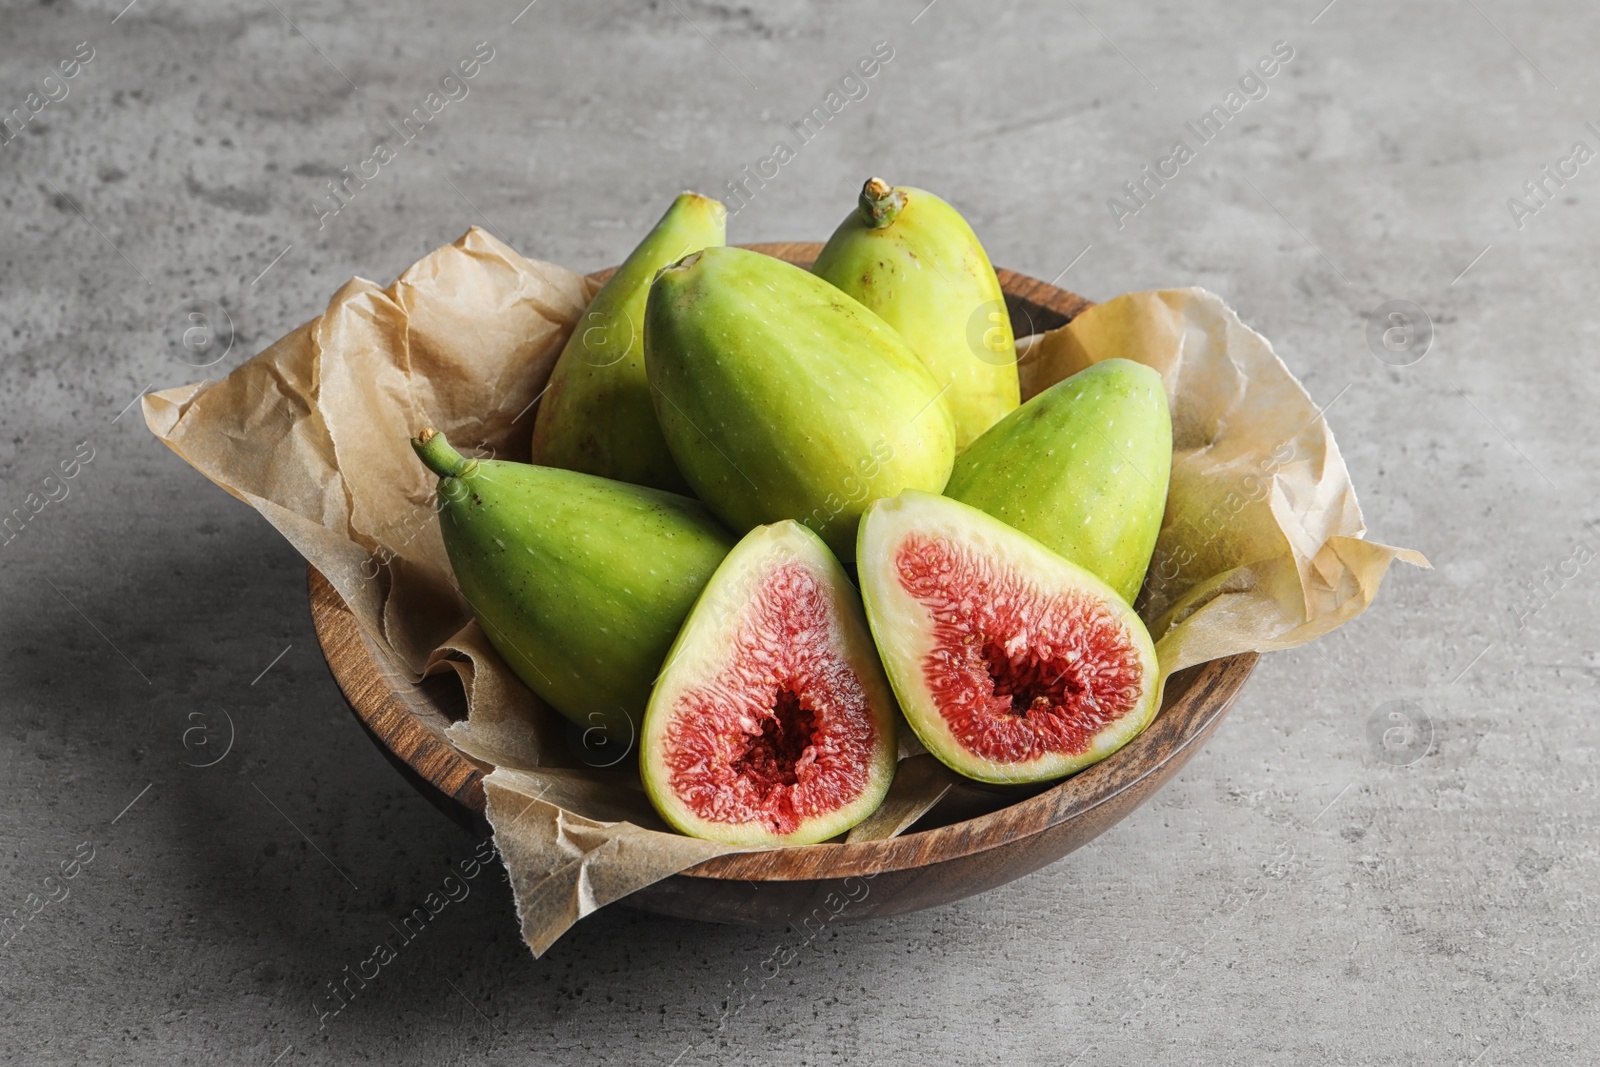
[812,177,1020,449]
[532,192,726,492]
[645,246,956,562]
[943,358,1171,605]
[412,428,735,736]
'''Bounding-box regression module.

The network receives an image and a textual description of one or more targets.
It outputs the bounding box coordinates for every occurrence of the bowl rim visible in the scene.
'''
[308,243,1260,884]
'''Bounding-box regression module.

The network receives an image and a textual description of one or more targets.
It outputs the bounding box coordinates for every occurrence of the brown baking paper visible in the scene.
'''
[144,228,1425,956]
[1017,289,1429,669]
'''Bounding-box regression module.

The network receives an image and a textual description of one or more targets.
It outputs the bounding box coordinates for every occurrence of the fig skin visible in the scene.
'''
[533,192,726,492]
[857,491,1161,785]
[944,358,1171,605]
[645,246,956,563]
[812,177,1021,449]
[412,429,735,738]
[640,520,898,847]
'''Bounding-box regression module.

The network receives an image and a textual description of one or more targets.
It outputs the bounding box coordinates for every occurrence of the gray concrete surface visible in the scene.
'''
[2,0,1596,1063]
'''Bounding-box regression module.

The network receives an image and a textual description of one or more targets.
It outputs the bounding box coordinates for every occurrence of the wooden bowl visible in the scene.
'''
[308,243,1260,926]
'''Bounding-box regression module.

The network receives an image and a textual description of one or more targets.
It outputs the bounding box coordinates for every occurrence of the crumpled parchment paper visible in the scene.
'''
[144,227,1426,956]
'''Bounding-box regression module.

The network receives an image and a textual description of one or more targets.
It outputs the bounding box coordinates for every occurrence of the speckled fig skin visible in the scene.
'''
[532,192,726,492]
[812,177,1020,449]
[943,358,1171,605]
[644,245,956,563]
[411,429,735,738]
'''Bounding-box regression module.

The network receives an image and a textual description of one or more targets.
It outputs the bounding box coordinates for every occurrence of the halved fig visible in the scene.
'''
[857,491,1161,785]
[641,520,898,846]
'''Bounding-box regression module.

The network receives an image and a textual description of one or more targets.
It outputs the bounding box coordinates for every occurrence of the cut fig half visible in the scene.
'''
[858,491,1161,785]
[641,520,898,846]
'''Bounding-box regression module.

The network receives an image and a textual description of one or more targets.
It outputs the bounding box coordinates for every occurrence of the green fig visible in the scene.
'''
[858,490,1160,785]
[411,428,735,737]
[812,177,1020,449]
[645,246,956,563]
[532,192,727,492]
[943,358,1171,605]
[641,520,898,846]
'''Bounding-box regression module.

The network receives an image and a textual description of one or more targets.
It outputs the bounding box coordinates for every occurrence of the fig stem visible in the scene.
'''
[412,427,471,478]
[858,177,904,229]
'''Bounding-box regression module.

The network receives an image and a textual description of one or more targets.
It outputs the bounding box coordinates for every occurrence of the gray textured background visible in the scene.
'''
[2,0,1596,1063]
